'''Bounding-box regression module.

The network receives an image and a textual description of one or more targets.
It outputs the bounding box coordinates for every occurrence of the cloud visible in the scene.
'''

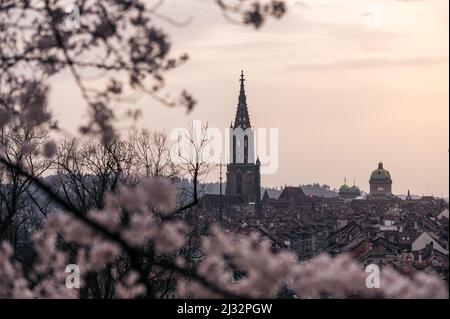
[288,56,448,71]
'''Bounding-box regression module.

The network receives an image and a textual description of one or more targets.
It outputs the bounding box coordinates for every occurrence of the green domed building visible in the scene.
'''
[349,185,361,195]
[367,162,393,199]
[339,180,361,200]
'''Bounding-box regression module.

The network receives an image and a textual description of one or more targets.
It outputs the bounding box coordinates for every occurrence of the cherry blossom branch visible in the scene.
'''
[0,155,247,299]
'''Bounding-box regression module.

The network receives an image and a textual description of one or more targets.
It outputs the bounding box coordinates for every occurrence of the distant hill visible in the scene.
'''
[199,182,338,198]
[299,183,339,198]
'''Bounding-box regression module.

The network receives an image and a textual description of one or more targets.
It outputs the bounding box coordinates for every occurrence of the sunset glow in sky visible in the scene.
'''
[50,0,449,196]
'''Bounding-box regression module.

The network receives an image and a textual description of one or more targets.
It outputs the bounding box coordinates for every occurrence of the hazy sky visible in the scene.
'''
[50,0,449,196]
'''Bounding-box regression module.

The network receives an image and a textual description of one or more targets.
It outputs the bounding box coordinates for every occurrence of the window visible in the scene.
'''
[232,135,236,163]
[244,135,248,163]
[237,172,242,194]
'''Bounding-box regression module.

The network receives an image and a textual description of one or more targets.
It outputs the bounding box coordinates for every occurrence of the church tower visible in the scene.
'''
[226,71,261,212]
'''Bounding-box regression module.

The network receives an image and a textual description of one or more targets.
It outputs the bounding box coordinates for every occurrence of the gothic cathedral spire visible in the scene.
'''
[234,70,251,130]
[226,71,260,213]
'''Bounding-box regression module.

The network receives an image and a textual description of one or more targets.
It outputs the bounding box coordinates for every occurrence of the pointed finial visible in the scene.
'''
[234,70,251,129]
